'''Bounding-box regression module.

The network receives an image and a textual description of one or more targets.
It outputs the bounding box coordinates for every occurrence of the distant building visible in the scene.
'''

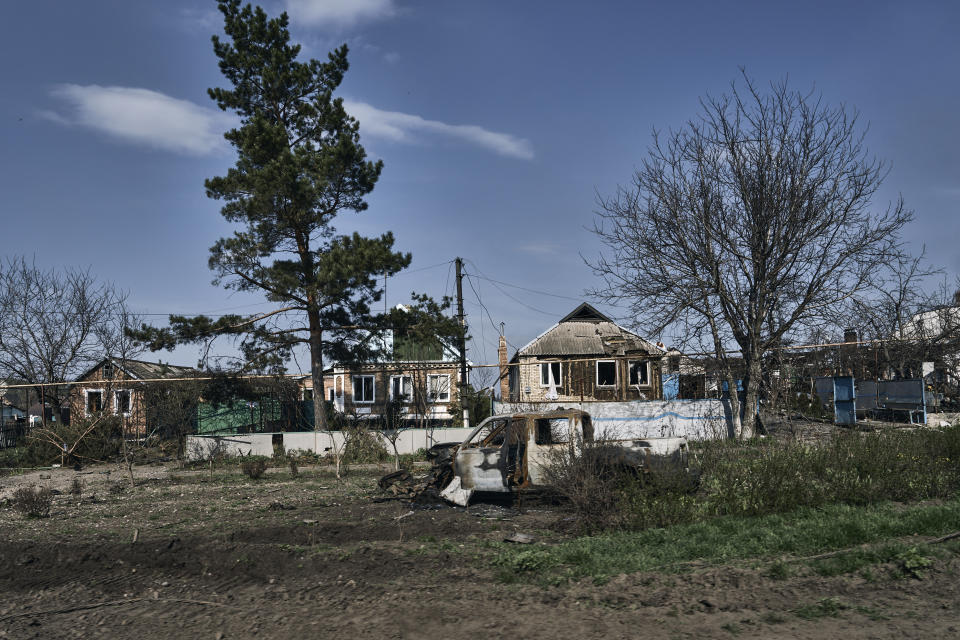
[70,358,196,438]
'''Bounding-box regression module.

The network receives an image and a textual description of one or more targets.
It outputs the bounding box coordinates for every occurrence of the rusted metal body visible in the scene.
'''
[435,409,688,506]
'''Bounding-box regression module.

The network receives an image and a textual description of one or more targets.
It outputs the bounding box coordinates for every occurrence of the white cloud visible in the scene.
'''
[177,7,222,33]
[45,85,231,156]
[345,101,534,160]
[284,0,395,28]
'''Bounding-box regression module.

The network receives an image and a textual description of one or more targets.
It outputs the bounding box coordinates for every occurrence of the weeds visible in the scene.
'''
[12,486,53,518]
[794,597,849,620]
[241,457,269,479]
[697,426,960,518]
[896,546,933,579]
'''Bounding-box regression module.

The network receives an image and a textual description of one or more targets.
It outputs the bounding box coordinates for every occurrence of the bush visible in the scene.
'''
[543,424,960,533]
[20,416,123,467]
[341,425,390,464]
[12,486,53,518]
[697,425,960,517]
[242,456,269,479]
[538,435,649,532]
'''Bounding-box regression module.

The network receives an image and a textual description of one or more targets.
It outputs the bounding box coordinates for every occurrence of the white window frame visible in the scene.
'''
[427,374,450,402]
[628,360,651,387]
[328,388,335,403]
[84,389,104,416]
[595,360,617,388]
[390,375,413,401]
[352,375,375,404]
[113,389,132,416]
[539,362,562,387]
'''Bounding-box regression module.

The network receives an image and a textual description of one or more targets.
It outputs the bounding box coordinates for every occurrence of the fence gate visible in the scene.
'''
[833,376,856,425]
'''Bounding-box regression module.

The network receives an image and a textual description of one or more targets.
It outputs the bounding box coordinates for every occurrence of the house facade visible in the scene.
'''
[500,303,666,404]
[70,358,196,438]
[300,360,464,428]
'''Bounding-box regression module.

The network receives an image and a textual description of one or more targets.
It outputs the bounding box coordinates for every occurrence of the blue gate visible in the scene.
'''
[833,376,856,425]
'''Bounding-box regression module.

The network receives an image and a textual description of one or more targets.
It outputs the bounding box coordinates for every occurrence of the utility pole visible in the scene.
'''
[455,258,470,429]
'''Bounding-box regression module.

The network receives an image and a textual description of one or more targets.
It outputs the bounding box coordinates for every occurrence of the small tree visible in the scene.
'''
[590,73,912,437]
[0,257,137,419]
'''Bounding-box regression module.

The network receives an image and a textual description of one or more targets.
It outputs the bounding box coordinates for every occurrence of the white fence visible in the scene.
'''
[185,427,475,462]
[493,399,732,441]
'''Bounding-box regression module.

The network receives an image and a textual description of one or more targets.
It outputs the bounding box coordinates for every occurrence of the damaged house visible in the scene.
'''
[70,358,197,438]
[499,303,666,404]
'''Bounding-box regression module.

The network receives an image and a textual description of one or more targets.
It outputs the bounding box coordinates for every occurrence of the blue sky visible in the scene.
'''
[1,0,958,375]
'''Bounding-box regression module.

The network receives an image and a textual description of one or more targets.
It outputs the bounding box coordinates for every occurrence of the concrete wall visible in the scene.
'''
[493,399,731,441]
[283,428,474,456]
[185,434,274,461]
[185,427,476,461]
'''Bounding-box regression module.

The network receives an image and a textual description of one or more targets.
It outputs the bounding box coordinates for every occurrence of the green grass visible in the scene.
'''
[491,496,960,583]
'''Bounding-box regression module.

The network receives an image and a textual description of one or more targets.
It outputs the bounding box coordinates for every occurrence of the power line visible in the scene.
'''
[464,274,519,351]
[463,260,585,303]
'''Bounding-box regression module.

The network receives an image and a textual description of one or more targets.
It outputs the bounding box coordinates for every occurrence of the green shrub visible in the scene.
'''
[546,424,960,533]
[341,425,390,464]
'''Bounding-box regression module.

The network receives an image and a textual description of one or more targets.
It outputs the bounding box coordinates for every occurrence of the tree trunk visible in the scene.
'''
[739,355,762,439]
[724,370,742,439]
[308,320,329,432]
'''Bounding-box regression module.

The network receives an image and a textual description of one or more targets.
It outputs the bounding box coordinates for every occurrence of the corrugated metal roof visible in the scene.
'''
[76,358,197,382]
[121,359,196,380]
[518,321,662,357]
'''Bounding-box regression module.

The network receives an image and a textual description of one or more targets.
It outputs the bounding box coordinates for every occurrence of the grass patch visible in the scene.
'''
[491,496,960,583]
[795,597,849,620]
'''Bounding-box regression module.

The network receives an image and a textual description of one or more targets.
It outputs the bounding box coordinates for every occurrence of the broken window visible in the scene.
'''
[596,360,617,387]
[328,388,335,402]
[352,375,375,403]
[303,388,314,401]
[628,360,650,386]
[540,362,561,387]
[534,418,571,445]
[102,362,114,379]
[391,375,413,401]
[86,390,103,414]
[114,389,131,415]
[477,418,508,446]
[427,374,450,402]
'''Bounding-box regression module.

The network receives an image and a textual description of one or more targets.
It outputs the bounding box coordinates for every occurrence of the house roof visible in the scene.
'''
[513,303,664,359]
[76,357,197,382]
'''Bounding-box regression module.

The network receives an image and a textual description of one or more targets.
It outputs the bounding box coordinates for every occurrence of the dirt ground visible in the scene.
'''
[2,461,959,640]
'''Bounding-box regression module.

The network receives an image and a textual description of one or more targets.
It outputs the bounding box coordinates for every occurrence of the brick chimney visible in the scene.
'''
[498,335,511,400]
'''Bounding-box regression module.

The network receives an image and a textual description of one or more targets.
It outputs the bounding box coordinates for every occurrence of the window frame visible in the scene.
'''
[113,389,132,416]
[390,375,414,402]
[539,362,562,387]
[628,360,652,387]
[84,389,104,416]
[427,374,451,402]
[352,375,375,404]
[595,360,617,388]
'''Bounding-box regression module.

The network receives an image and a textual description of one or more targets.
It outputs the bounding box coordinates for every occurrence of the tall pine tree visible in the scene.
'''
[133,1,410,431]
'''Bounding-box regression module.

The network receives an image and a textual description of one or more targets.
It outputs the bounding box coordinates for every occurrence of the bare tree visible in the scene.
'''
[0,257,138,418]
[589,73,912,437]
